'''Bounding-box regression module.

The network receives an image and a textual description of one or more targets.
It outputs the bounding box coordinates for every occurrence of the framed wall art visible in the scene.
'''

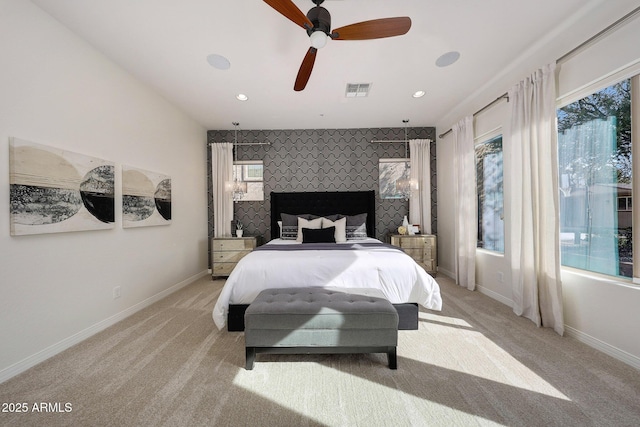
[122,165,171,228]
[9,137,115,236]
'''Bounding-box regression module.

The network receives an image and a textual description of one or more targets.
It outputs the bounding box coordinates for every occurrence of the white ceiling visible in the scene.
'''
[30,0,630,131]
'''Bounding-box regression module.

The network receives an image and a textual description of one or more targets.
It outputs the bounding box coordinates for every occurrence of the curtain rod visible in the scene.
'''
[557,5,640,64]
[207,141,271,145]
[438,5,640,140]
[438,94,508,139]
[370,139,409,143]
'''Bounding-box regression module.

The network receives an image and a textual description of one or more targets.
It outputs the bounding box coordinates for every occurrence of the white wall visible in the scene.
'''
[473,100,513,306]
[0,0,208,381]
[436,1,640,368]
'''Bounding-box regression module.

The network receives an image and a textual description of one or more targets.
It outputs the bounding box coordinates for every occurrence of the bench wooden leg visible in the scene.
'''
[388,347,397,370]
[246,347,255,370]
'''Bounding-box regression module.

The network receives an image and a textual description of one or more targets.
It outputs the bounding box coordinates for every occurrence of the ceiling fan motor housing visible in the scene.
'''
[306,6,331,36]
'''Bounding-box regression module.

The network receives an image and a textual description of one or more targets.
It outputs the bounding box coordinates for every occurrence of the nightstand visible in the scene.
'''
[390,234,437,276]
[211,236,257,278]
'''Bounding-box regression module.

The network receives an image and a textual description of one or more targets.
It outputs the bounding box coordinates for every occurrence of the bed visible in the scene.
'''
[212,191,442,331]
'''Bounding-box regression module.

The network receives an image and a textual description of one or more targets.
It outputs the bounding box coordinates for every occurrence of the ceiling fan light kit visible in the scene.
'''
[264,0,411,91]
[309,31,328,49]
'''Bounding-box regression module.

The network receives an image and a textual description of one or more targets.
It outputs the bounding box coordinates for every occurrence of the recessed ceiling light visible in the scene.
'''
[435,51,460,68]
[236,94,248,101]
[206,54,230,70]
[412,90,426,98]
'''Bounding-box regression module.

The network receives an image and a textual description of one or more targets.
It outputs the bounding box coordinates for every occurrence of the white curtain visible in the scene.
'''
[409,139,432,235]
[453,116,476,290]
[211,142,234,237]
[508,63,564,335]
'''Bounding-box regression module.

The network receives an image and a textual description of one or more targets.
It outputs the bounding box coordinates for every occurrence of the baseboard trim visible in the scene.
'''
[474,285,640,370]
[564,325,640,370]
[477,285,514,308]
[435,267,455,280]
[0,270,209,384]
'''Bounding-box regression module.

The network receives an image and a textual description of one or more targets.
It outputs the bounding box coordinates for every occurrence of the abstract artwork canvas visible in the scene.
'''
[379,158,410,199]
[9,137,115,236]
[122,165,171,228]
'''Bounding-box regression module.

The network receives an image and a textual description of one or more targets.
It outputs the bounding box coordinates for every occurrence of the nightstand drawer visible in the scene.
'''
[422,261,437,275]
[213,239,255,251]
[423,246,433,259]
[212,263,236,276]
[397,237,425,249]
[403,248,423,259]
[213,250,251,263]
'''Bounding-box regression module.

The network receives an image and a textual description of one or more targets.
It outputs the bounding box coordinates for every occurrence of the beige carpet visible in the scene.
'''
[1,275,639,427]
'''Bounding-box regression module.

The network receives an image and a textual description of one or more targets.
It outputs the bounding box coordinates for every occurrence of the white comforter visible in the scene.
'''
[212,238,442,329]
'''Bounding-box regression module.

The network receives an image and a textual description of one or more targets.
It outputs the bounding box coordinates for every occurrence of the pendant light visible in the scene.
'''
[395,119,418,200]
[229,122,247,202]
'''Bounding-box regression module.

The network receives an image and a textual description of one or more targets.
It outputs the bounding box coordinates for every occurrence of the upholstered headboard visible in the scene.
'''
[270,191,376,240]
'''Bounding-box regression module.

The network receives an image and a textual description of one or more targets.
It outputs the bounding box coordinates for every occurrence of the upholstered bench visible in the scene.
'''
[244,287,399,370]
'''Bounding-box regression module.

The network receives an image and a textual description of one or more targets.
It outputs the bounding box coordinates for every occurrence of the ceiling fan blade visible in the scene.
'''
[294,47,318,91]
[263,0,312,30]
[331,17,411,40]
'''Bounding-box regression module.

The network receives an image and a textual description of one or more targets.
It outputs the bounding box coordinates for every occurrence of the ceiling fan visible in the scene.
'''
[264,0,412,91]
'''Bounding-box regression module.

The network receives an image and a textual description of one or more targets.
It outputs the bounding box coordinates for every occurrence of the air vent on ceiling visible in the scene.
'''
[345,83,371,98]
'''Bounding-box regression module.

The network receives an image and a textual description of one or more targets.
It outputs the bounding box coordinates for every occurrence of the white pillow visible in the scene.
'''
[321,217,347,243]
[296,217,323,242]
[277,220,282,237]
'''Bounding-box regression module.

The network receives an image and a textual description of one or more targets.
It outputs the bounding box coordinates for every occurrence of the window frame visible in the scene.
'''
[232,160,264,202]
[618,196,632,211]
[474,129,505,254]
[379,158,411,200]
[556,72,638,284]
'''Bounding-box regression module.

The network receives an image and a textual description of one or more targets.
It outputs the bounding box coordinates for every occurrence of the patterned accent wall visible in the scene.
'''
[207,127,437,265]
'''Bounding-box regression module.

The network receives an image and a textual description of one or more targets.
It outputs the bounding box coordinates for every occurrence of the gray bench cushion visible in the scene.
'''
[245,287,398,348]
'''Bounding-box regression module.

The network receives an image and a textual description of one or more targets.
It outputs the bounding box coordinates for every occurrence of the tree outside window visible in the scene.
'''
[557,79,632,278]
[476,135,504,253]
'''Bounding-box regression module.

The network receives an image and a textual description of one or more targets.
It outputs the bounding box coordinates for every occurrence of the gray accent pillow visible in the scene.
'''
[344,213,368,239]
[322,214,343,221]
[280,213,318,240]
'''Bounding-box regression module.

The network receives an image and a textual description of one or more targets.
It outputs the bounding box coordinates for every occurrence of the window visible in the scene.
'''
[618,196,632,211]
[379,158,411,199]
[476,135,504,252]
[232,161,264,201]
[557,79,632,278]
